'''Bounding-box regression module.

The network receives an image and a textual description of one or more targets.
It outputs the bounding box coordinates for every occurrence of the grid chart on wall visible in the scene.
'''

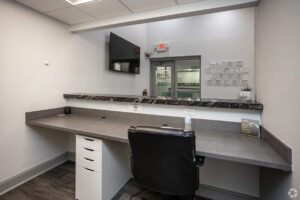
[205,61,249,87]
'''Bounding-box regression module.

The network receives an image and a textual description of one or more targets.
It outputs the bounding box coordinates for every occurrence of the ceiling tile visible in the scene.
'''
[77,0,131,20]
[16,0,71,13]
[47,7,96,25]
[176,0,205,4]
[120,0,176,12]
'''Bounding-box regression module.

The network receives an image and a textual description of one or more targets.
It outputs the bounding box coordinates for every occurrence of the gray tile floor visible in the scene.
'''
[0,161,75,200]
[113,179,212,200]
[0,162,211,200]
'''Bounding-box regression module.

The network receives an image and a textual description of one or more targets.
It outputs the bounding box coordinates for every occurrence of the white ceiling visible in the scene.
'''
[120,0,177,13]
[77,0,131,20]
[15,0,206,25]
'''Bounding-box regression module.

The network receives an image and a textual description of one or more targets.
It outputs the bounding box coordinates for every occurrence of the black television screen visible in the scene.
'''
[109,33,140,74]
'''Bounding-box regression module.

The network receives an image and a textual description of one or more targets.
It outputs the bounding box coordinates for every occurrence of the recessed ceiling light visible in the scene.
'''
[64,0,99,6]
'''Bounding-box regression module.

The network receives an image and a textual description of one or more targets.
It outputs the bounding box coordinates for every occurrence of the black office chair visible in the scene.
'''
[128,126,205,200]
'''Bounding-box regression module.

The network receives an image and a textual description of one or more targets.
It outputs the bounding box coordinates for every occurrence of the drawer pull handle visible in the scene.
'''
[84,157,94,162]
[84,167,94,172]
[84,138,94,142]
[84,148,95,152]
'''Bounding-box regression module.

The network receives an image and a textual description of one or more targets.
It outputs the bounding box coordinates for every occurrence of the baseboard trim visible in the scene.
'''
[197,184,260,200]
[0,152,70,196]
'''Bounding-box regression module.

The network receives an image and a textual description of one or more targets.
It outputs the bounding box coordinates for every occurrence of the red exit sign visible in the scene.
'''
[156,42,168,52]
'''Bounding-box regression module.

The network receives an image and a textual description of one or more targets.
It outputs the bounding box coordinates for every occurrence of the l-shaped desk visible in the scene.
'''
[26,107,291,171]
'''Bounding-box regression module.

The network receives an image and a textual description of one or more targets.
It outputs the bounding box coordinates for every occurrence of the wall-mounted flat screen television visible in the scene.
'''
[109,32,140,74]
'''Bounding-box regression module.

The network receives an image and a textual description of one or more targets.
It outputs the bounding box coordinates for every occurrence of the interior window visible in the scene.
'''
[150,56,201,99]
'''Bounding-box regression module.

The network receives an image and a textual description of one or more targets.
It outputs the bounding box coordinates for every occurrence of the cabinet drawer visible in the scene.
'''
[76,147,101,172]
[76,135,102,151]
[76,165,102,200]
[77,146,101,160]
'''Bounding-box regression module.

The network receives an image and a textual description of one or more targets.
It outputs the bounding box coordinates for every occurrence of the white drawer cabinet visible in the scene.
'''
[76,147,102,172]
[76,135,102,151]
[76,166,102,200]
[75,134,131,200]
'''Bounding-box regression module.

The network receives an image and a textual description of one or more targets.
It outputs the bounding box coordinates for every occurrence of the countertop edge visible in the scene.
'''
[197,151,292,172]
[27,120,129,143]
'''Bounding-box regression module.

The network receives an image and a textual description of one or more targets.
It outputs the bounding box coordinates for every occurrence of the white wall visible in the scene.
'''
[255,0,300,199]
[147,8,255,99]
[80,7,255,99]
[0,0,103,183]
[0,0,148,184]
[76,24,149,96]
[0,1,260,198]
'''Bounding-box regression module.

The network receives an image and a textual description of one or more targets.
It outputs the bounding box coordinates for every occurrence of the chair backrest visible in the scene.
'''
[128,126,198,196]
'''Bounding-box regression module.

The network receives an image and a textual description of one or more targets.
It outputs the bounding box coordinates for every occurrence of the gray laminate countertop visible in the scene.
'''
[26,113,291,171]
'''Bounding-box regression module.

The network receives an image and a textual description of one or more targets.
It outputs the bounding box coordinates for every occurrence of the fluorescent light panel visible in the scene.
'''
[64,0,98,6]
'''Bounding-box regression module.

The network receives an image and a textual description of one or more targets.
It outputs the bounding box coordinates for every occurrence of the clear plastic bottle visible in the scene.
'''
[184,114,192,131]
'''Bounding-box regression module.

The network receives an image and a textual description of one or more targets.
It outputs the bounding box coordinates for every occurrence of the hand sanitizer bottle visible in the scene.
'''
[184,114,192,131]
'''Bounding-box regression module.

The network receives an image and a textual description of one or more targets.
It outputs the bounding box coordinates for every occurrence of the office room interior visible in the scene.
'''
[0,0,299,200]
